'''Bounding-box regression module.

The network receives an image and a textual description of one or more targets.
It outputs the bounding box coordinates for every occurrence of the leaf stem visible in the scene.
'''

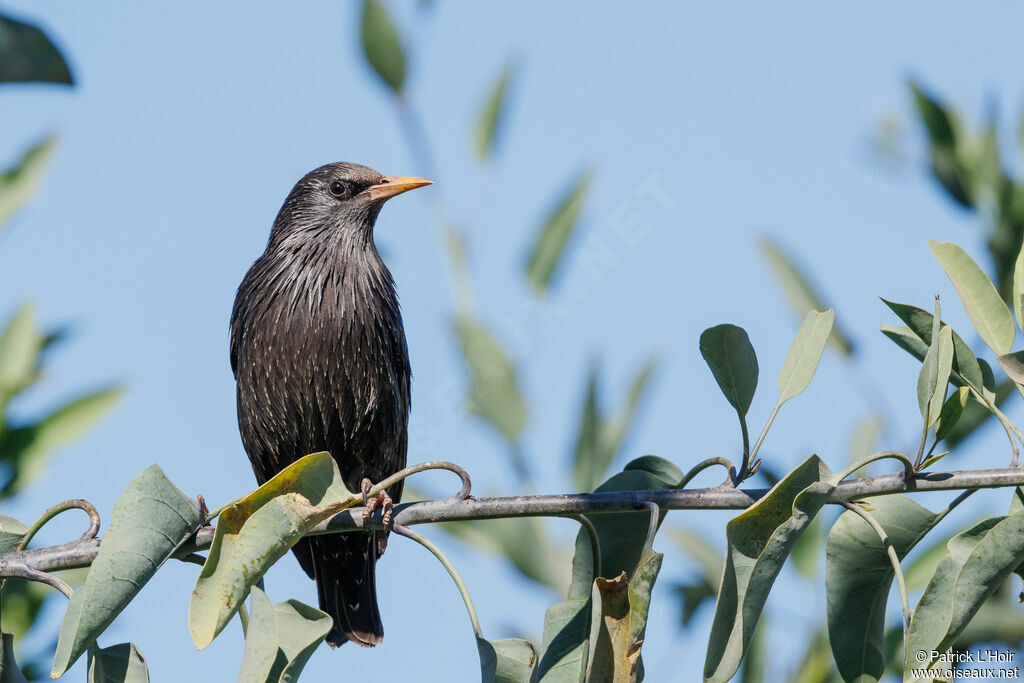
[837,451,915,483]
[680,457,735,489]
[562,514,601,581]
[393,524,482,639]
[640,502,660,560]
[748,401,782,474]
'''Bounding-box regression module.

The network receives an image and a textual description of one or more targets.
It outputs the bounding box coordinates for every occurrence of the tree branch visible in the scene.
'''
[3,465,1024,577]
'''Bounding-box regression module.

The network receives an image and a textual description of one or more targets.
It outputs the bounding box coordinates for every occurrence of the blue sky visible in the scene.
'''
[3,2,1024,680]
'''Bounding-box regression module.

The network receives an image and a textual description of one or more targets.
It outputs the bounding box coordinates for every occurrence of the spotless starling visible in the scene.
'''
[230,162,432,647]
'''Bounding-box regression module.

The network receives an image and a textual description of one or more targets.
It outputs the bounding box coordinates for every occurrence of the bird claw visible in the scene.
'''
[360,478,393,528]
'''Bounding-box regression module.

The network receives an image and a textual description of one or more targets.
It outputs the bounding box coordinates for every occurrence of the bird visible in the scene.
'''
[229,162,432,647]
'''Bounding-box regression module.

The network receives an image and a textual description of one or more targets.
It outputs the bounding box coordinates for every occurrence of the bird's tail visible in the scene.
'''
[308,532,383,647]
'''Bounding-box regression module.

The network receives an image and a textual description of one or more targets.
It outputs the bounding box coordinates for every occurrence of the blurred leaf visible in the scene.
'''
[453,314,527,448]
[789,628,838,683]
[670,529,723,589]
[237,587,331,683]
[0,16,72,85]
[0,633,27,683]
[945,380,1014,448]
[825,495,940,682]
[478,637,536,683]
[699,325,758,417]
[789,514,821,581]
[568,456,682,601]
[0,137,57,233]
[473,63,514,161]
[929,240,1015,354]
[360,0,405,93]
[525,171,590,294]
[704,456,838,682]
[0,515,26,552]
[2,385,123,497]
[759,238,853,355]
[452,517,566,593]
[52,465,201,677]
[739,619,767,683]
[189,452,357,649]
[0,580,47,643]
[910,80,973,208]
[916,324,953,426]
[87,643,148,683]
[849,413,884,464]
[671,529,722,627]
[573,357,657,492]
[777,309,833,405]
[906,512,1024,673]
[904,533,954,591]
[935,386,969,442]
[0,304,41,403]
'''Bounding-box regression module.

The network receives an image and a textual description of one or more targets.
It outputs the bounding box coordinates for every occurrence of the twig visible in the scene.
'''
[5,465,1024,577]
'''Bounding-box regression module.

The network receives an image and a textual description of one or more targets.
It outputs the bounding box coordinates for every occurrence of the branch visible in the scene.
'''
[4,465,1024,578]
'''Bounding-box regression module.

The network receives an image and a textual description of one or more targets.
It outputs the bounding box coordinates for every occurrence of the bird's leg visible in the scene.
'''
[360,478,394,528]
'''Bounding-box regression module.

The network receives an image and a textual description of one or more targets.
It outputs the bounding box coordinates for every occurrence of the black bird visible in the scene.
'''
[230,162,432,647]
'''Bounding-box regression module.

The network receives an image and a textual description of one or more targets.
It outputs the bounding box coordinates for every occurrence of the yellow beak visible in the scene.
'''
[366,175,434,202]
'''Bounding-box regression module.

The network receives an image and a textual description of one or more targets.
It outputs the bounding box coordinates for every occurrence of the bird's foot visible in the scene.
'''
[360,478,394,528]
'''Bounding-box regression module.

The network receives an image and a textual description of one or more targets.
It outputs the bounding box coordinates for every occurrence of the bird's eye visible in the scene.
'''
[329,180,350,197]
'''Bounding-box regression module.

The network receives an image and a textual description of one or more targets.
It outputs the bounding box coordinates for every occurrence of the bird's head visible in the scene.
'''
[269,162,433,248]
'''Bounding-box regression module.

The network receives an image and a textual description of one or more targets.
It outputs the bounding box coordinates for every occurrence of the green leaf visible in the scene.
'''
[87,643,149,683]
[478,637,536,683]
[572,357,658,493]
[453,314,527,447]
[699,324,759,417]
[473,63,514,161]
[910,80,956,150]
[568,457,682,601]
[880,299,984,390]
[360,0,405,93]
[1013,230,1024,332]
[929,240,1015,354]
[534,599,590,682]
[627,551,662,652]
[759,238,854,355]
[237,587,331,683]
[945,380,1014,449]
[935,386,969,442]
[0,303,41,401]
[1,633,28,683]
[525,171,590,294]
[0,137,57,233]
[704,455,838,682]
[189,452,357,649]
[52,465,202,677]
[777,309,833,404]
[906,512,1024,674]
[825,495,941,682]
[917,324,953,426]
[998,350,1024,385]
[0,16,72,85]
[589,572,638,683]
[0,515,26,553]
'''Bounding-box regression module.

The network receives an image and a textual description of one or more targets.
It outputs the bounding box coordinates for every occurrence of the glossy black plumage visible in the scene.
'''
[230,162,424,647]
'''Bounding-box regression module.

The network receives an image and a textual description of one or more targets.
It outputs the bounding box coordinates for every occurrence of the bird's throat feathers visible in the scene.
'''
[242,227,400,336]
